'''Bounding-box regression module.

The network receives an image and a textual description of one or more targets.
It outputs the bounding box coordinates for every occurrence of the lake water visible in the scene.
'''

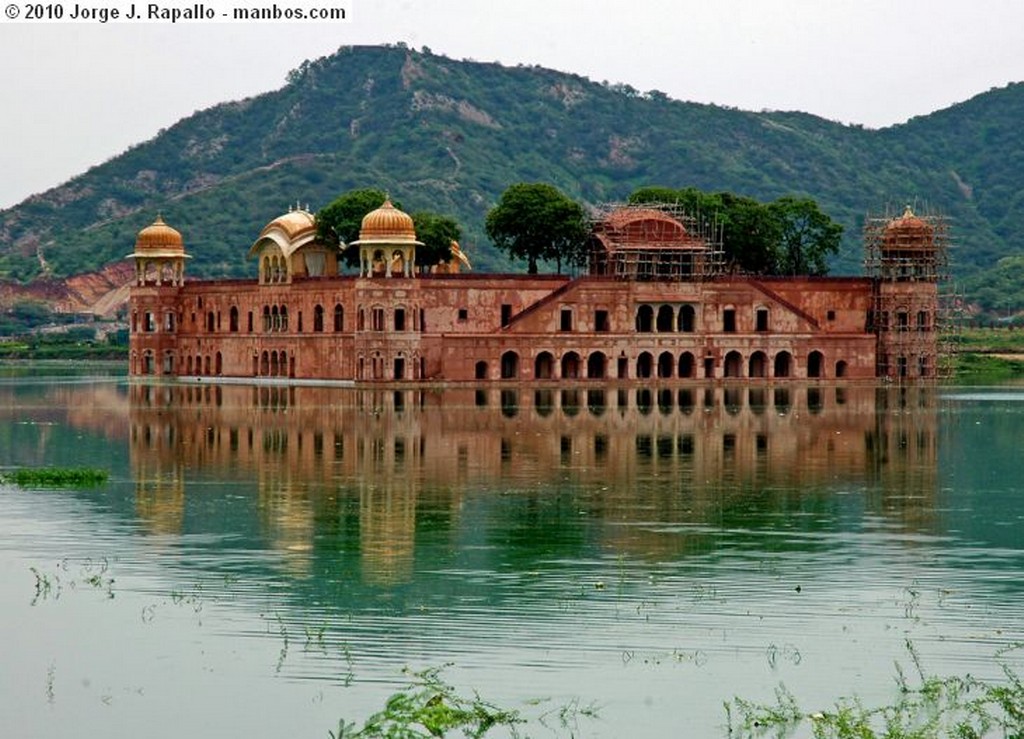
[1,365,1022,737]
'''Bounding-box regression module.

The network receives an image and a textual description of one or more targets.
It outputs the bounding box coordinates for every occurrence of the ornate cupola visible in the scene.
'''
[349,199,423,278]
[127,215,190,286]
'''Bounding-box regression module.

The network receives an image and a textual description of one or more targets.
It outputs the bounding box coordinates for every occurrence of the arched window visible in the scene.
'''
[755,307,769,332]
[313,304,324,333]
[475,361,488,380]
[808,350,824,379]
[334,304,344,332]
[635,305,654,333]
[678,304,696,332]
[723,351,743,378]
[561,352,581,379]
[229,306,239,332]
[678,352,695,378]
[656,305,674,332]
[748,351,768,378]
[500,351,519,380]
[657,352,674,378]
[535,352,555,380]
[637,352,653,378]
[774,351,793,378]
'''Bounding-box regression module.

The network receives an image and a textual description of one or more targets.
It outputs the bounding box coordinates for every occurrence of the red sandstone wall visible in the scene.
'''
[129,272,913,383]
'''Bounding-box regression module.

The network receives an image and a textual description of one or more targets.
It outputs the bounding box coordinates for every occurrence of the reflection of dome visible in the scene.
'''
[357,200,418,243]
[884,206,934,250]
[134,215,185,256]
[258,209,316,243]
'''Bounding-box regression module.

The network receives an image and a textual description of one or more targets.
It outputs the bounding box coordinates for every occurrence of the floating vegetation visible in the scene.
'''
[29,558,115,604]
[331,665,527,738]
[726,641,1024,738]
[4,467,108,488]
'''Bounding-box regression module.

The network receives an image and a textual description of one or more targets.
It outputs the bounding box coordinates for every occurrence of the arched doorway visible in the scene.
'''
[723,351,743,378]
[678,305,695,332]
[657,351,674,378]
[808,350,824,378]
[561,351,581,379]
[748,351,768,378]
[637,352,654,378]
[656,305,674,332]
[678,352,695,378]
[587,352,607,379]
[535,351,555,379]
[635,305,654,333]
[501,351,519,379]
[774,351,792,378]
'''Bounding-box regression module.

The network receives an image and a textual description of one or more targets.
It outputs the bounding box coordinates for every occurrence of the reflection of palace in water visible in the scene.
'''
[127,382,940,582]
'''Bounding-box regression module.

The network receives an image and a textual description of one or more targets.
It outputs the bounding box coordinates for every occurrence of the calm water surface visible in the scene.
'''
[1,365,1022,737]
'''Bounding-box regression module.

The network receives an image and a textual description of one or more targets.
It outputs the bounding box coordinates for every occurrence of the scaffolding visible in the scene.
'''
[588,202,725,281]
[864,205,955,380]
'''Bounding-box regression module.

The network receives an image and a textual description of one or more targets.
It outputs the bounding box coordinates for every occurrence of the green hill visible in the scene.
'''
[2,44,1022,313]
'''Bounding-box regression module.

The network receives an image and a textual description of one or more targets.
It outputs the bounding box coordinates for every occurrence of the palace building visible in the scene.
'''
[127,198,945,383]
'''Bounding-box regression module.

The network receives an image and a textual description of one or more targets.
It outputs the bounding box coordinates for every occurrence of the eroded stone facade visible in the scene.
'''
[128,202,940,383]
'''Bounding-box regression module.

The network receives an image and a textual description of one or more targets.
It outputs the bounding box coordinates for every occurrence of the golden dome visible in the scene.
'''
[357,199,418,243]
[135,215,185,254]
[259,208,316,242]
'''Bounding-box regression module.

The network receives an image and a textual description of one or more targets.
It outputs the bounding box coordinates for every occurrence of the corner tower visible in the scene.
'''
[127,215,189,376]
[865,206,949,380]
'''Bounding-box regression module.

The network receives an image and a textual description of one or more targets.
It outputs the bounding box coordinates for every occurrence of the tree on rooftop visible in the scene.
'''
[717,192,782,275]
[627,186,839,275]
[316,188,392,269]
[769,196,843,276]
[485,183,588,274]
[412,211,460,270]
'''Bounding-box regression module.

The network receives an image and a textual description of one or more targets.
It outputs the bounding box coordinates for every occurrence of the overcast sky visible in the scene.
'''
[2,0,1023,209]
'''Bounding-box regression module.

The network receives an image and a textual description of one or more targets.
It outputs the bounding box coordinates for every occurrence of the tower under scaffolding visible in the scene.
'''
[864,205,957,381]
[588,202,725,280]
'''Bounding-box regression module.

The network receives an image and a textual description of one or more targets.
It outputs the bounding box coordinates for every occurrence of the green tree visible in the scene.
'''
[411,211,460,269]
[717,193,781,275]
[768,196,843,276]
[629,186,722,219]
[485,183,587,274]
[10,300,53,329]
[316,188,392,268]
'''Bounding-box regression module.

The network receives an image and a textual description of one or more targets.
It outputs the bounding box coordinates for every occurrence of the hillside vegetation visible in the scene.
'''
[2,44,1023,314]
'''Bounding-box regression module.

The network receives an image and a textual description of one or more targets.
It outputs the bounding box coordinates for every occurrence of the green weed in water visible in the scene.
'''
[331,665,526,738]
[4,467,108,487]
[726,641,1024,738]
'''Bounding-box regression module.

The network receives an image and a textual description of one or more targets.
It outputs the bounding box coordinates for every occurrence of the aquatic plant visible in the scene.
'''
[4,467,108,487]
[725,641,1024,738]
[331,665,525,738]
